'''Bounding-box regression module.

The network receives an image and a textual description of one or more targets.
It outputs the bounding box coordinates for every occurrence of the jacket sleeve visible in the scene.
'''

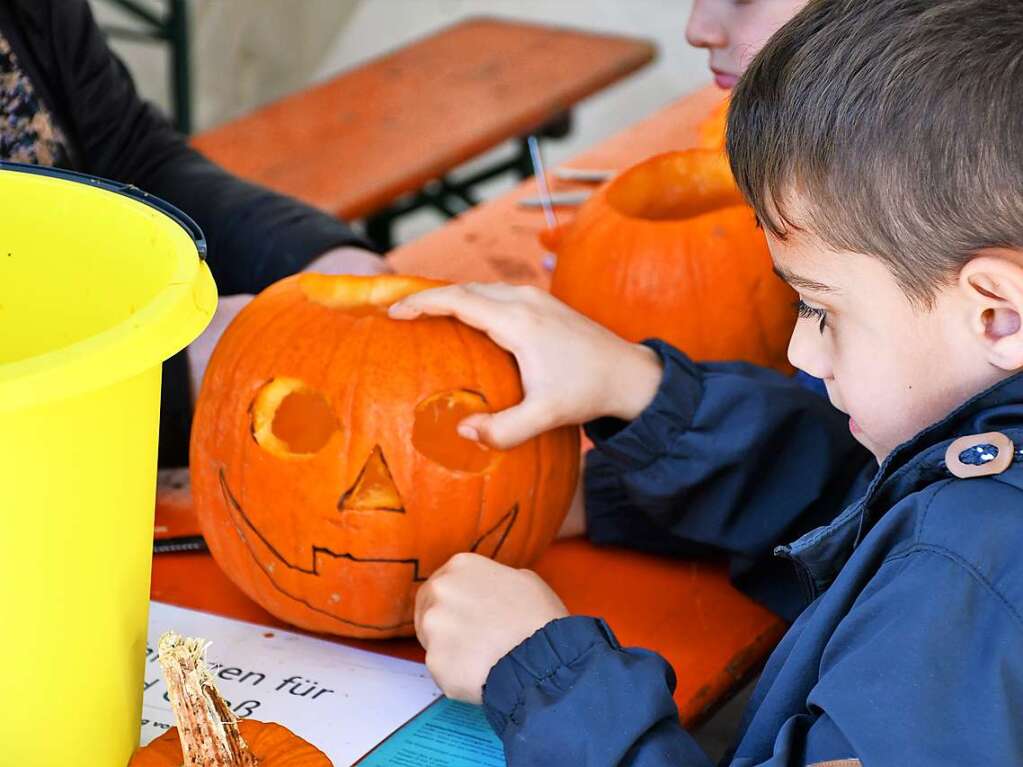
[583,340,873,619]
[46,0,376,296]
[483,616,715,767]
[484,543,1023,766]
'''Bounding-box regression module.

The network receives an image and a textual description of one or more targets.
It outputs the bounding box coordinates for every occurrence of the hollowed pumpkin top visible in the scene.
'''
[546,149,795,371]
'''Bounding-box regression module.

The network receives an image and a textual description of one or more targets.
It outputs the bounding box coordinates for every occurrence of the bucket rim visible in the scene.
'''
[0,163,217,412]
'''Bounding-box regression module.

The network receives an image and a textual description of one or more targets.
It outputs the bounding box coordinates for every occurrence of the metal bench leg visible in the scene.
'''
[365,212,396,251]
[361,110,575,249]
[98,0,193,134]
[167,0,192,135]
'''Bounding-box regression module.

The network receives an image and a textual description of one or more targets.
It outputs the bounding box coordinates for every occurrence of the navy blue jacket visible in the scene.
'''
[482,340,1023,765]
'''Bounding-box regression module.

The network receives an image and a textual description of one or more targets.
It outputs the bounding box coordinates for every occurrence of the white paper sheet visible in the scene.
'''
[141,602,441,764]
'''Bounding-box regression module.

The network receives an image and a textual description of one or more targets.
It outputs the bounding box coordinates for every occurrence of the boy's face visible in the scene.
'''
[686,0,810,89]
[769,227,1008,463]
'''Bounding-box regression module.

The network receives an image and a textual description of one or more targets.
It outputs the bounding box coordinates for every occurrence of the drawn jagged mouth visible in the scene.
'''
[216,468,518,633]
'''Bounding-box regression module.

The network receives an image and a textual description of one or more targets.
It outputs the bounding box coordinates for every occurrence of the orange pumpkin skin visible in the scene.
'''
[130,720,332,766]
[698,98,729,150]
[191,275,581,639]
[546,150,795,371]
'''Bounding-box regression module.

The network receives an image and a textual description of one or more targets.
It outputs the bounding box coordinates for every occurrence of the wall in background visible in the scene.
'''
[94,0,712,242]
[95,0,708,151]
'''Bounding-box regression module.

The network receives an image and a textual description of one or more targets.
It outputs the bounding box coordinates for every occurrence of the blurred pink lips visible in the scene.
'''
[712,69,739,89]
[849,417,861,434]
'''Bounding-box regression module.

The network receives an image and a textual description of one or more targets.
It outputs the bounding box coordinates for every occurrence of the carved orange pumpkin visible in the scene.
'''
[191,275,580,639]
[130,633,332,767]
[544,149,795,371]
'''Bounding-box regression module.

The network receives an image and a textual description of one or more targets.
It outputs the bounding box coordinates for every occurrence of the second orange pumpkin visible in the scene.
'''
[546,149,795,371]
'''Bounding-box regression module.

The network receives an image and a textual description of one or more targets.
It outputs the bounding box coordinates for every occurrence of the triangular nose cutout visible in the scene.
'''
[339,445,404,512]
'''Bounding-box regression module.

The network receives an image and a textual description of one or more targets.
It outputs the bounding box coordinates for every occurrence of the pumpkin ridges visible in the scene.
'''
[446,318,488,545]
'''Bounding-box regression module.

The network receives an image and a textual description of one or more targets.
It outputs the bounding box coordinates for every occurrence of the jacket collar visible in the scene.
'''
[776,371,1023,600]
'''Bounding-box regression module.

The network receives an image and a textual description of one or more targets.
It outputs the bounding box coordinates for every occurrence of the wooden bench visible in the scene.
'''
[153,86,789,728]
[190,17,656,248]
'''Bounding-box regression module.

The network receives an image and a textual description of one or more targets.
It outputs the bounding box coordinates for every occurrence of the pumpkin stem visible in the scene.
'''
[158,631,259,767]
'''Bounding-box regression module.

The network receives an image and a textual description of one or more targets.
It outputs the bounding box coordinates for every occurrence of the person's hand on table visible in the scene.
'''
[388,283,664,449]
[415,553,568,703]
[187,247,390,395]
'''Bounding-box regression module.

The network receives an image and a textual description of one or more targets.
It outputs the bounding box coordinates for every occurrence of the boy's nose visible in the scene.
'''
[686,1,728,49]
[787,323,832,381]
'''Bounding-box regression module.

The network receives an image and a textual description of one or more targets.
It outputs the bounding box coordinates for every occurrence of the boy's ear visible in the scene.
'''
[959,249,1023,371]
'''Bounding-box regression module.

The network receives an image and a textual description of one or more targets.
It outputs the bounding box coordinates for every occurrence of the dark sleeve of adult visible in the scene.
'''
[582,341,874,621]
[39,0,376,296]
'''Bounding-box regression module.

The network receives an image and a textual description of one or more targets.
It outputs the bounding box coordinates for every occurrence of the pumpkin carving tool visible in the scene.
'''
[526,134,561,271]
[526,135,559,230]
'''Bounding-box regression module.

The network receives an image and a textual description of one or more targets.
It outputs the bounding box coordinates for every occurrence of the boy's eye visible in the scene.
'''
[795,299,828,334]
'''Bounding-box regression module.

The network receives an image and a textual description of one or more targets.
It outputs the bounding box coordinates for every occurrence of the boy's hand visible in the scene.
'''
[389,283,663,449]
[415,553,569,703]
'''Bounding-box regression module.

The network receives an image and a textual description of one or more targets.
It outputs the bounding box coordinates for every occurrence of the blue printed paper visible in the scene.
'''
[357,697,506,766]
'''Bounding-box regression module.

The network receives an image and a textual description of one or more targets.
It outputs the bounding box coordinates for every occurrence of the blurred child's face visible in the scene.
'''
[769,224,1012,463]
[686,0,810,89]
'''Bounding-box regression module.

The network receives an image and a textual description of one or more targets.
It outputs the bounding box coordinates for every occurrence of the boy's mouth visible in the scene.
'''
[849,417,862,435]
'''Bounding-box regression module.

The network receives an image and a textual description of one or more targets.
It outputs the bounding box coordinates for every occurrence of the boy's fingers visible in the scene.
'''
[413,583,432,645]
[388,285,505,333]
[463,401,556,450]
[456,413,487,443]
[462,282,547,306]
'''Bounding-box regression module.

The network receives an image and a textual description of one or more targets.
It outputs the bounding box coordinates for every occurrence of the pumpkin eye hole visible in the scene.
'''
[412,389,493,472]
[251,378,339,458]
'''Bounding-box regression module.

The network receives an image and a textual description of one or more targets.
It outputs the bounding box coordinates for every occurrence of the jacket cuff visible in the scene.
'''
[482,616,620,737]
[584,340,703,470]
[581,449,661,548]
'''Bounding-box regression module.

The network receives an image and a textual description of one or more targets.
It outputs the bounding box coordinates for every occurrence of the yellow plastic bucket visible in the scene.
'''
[0,163,216,765]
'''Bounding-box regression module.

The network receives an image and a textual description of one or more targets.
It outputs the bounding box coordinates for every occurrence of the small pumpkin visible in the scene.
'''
[191,275,580,639]
[129,632,332,766]
[544,149,795,371]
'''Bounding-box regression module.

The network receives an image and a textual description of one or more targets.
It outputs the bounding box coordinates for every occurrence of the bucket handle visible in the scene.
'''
[0,161,207,261]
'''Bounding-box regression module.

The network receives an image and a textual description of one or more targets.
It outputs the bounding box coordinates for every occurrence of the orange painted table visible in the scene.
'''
[191,17,656,221]
[153,85,787,728]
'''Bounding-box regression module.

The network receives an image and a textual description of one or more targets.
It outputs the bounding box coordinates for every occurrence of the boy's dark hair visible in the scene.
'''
[727,0,1023,306]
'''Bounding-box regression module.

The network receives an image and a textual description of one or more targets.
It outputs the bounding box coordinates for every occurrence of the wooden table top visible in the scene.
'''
[154,84,788,728]
[388,86,726,285]
[191,17,656,220]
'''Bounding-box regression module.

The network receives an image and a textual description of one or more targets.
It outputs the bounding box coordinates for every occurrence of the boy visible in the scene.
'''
[391,0,1023,764]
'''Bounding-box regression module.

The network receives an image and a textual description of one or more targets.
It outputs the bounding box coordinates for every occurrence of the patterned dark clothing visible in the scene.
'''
[0,30,66,164]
